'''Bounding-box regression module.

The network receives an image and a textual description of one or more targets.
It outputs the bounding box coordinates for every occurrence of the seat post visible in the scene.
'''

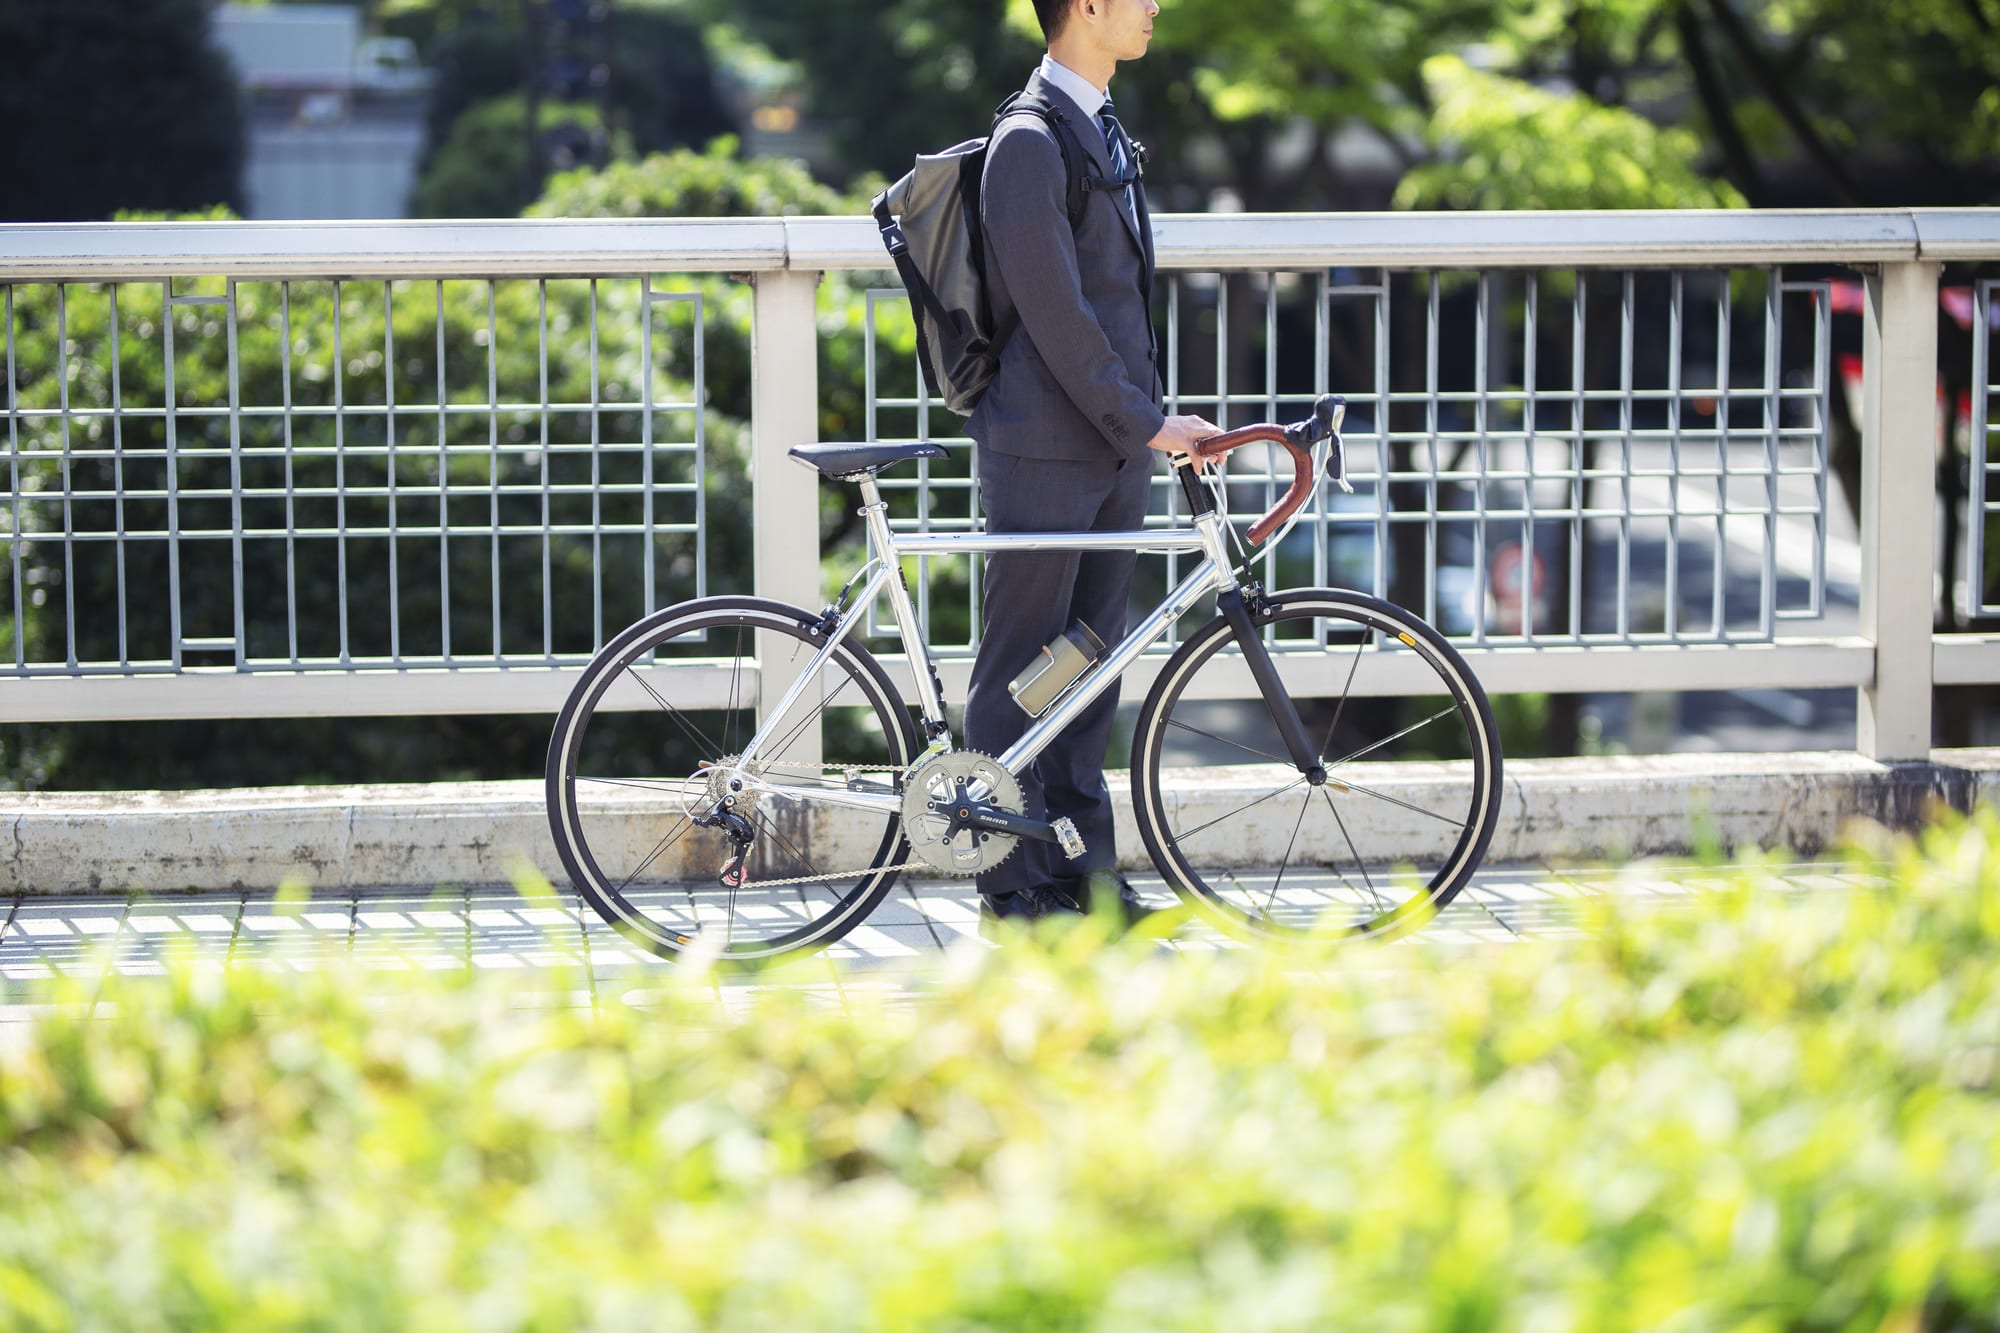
[854,472,885,509]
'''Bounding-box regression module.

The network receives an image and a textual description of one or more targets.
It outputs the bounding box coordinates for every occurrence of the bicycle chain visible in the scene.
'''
[700,758,921,890]
[699,752,1013,888]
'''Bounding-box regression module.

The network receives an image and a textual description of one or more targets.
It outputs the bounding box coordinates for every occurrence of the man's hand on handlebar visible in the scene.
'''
[1145,414,1223,466]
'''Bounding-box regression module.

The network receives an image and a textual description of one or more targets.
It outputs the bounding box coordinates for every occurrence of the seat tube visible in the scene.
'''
[860,491,950,736]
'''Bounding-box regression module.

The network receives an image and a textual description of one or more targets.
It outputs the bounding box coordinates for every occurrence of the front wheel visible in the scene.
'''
[546,597,920,966]
[1132,589,1503,944]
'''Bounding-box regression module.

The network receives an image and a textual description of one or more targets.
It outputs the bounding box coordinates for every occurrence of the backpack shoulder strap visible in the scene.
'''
[991,91,1103,230]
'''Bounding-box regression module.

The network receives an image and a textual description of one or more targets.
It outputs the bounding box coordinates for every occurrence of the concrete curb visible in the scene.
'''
[4,750,1997,896]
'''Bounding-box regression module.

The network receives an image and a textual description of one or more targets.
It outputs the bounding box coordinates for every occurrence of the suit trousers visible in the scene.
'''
[964,447,1154,900]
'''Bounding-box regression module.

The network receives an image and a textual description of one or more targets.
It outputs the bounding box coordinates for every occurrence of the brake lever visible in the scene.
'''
[1282,394,1352,493]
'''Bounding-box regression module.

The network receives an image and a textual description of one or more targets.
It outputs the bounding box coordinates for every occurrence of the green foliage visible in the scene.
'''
[0,0,245,222]
[527,137,862,220]
[412,96,613,220]
[1396,56,1750,211]
[412,3,735,219]
[699,0,1042,181]
[7,812,2000,1325]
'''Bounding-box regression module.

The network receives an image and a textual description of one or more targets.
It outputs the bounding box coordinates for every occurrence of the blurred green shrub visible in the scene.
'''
[4,810,2000,1327]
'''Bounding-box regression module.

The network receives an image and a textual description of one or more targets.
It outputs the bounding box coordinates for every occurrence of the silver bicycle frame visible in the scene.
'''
[730,469,1243,817]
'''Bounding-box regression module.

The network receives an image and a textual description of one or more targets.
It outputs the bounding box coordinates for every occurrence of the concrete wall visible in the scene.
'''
[6,751,1998,896]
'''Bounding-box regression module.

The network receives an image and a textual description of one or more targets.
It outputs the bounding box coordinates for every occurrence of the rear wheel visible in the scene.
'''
[1132,589,1502,944]
[546,597,919,966]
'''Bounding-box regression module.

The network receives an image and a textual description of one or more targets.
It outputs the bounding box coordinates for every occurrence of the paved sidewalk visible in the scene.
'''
[0,860,1892,1011]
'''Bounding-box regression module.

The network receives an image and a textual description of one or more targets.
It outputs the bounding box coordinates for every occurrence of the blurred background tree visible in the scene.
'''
[0,0,246,222]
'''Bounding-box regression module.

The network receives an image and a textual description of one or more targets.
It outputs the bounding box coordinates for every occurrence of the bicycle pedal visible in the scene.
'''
[1051,817,1086,861]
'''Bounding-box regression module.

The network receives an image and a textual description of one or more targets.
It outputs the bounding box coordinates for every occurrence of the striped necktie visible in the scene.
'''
[1099,97,1137,224]
[1099,97,1133,181]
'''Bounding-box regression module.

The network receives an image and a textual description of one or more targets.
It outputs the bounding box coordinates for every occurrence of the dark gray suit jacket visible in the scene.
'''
[967,70,1165,463]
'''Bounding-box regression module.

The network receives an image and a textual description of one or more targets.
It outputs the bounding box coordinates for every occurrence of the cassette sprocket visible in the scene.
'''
[900,750,1023,875]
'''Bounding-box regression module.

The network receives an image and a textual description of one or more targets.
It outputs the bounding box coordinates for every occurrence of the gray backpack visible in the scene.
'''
[870,92,1135,414]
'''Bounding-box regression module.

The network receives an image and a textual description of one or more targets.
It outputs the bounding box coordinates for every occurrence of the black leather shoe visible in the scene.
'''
[1053,871,1151,928]
[978,885,1087,941]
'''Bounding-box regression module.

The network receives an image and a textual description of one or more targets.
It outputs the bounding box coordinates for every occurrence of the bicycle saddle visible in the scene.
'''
[788,441,949,478]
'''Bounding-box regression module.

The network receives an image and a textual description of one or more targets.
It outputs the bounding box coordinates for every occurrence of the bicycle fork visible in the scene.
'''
[1217,587,1329,784]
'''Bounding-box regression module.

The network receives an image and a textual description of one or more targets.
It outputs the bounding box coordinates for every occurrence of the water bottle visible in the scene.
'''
[1008,621,1106,717]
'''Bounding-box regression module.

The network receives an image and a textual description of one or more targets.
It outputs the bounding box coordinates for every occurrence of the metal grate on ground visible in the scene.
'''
[0,862,1897,1014]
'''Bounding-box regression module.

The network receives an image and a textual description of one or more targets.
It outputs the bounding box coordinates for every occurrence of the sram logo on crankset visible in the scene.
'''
[901,751,1023,875]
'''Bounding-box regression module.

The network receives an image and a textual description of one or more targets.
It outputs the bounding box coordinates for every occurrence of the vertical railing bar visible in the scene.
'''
[1470,272,1489,644]
[1712,273,1732,638]
[1263,273,1279,589]
[1810,278,1831,617]
[915,293,933,642]
[280,283,298,664]
[110,283,130,666]
[691,287,708,605]
[539,279,553,660]
[436,279,451,662]
[1523,272,1539,641]
[860,292,885,638]
[1216,273,1230,432]
[5,285,20,670]
[1424,273,1440,627]
[1617,271,1634,641]
[487,282,501,658]
[640,277,657,618]
[225,278,246,668]
[588,279,603,650]
[1666,272,1684,640]
[1373,270,1391,602]
[383,279,400,664]
[57,283,76,668]
[1761,266,1781,638]
[1974,281,1994,615]
[1313,269,1330,590]
[1166,276,1182,595]
[333,280,349,665]
[164,279,184,670]
[1569,273,1585,639]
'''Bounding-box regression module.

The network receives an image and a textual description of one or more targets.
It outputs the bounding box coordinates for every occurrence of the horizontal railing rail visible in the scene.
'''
[3,209,1997,768]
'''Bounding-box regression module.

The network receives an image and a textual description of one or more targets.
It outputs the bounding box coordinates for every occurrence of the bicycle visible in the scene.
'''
[545,394,1503,966]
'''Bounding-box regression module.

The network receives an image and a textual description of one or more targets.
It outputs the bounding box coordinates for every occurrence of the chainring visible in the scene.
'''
[900,750,1023,875]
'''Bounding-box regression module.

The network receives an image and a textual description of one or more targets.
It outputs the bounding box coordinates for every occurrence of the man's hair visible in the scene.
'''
[1031,0,1074,41]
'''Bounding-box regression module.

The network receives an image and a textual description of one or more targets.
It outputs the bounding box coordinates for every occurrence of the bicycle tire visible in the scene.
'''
[1131,588,1502,944]
[546,596,920,966]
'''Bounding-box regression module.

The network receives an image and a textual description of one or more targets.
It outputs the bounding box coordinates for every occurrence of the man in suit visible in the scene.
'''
[966,0,1218,929]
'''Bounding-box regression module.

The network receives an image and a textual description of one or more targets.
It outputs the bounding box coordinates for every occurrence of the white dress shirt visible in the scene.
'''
[1036,54,1137,225]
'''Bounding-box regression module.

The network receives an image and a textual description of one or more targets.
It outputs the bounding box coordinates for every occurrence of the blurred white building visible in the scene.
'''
[211,4,433,219]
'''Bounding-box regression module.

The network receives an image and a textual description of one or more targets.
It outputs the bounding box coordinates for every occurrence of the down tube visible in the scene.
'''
[1000,558,1229,774]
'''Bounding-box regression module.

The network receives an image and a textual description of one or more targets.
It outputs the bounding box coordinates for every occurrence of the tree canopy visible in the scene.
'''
[0,0,245,222]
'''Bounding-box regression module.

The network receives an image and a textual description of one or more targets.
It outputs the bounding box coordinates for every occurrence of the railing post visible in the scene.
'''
[750,268,822,761]
[1857,259,1941,761]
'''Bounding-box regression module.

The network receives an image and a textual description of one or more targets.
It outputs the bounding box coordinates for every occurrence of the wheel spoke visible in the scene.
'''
[1164,715,1289,765]
[1325,703,1459,768]
[577,775,691,795]
[555,606,913,963]
[626,664,727,761]
[1173,775,1311,843]
[1320,785,1386,917]
[761,667,857,768]
[1317,626,1369,762]
[1324,776,1471,829]
[613,813,696,895]
[1261,788,1314,917]
[1140,597,1498,945]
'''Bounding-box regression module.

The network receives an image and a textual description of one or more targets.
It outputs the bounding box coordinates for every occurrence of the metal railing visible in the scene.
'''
[4,209,1998,765]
